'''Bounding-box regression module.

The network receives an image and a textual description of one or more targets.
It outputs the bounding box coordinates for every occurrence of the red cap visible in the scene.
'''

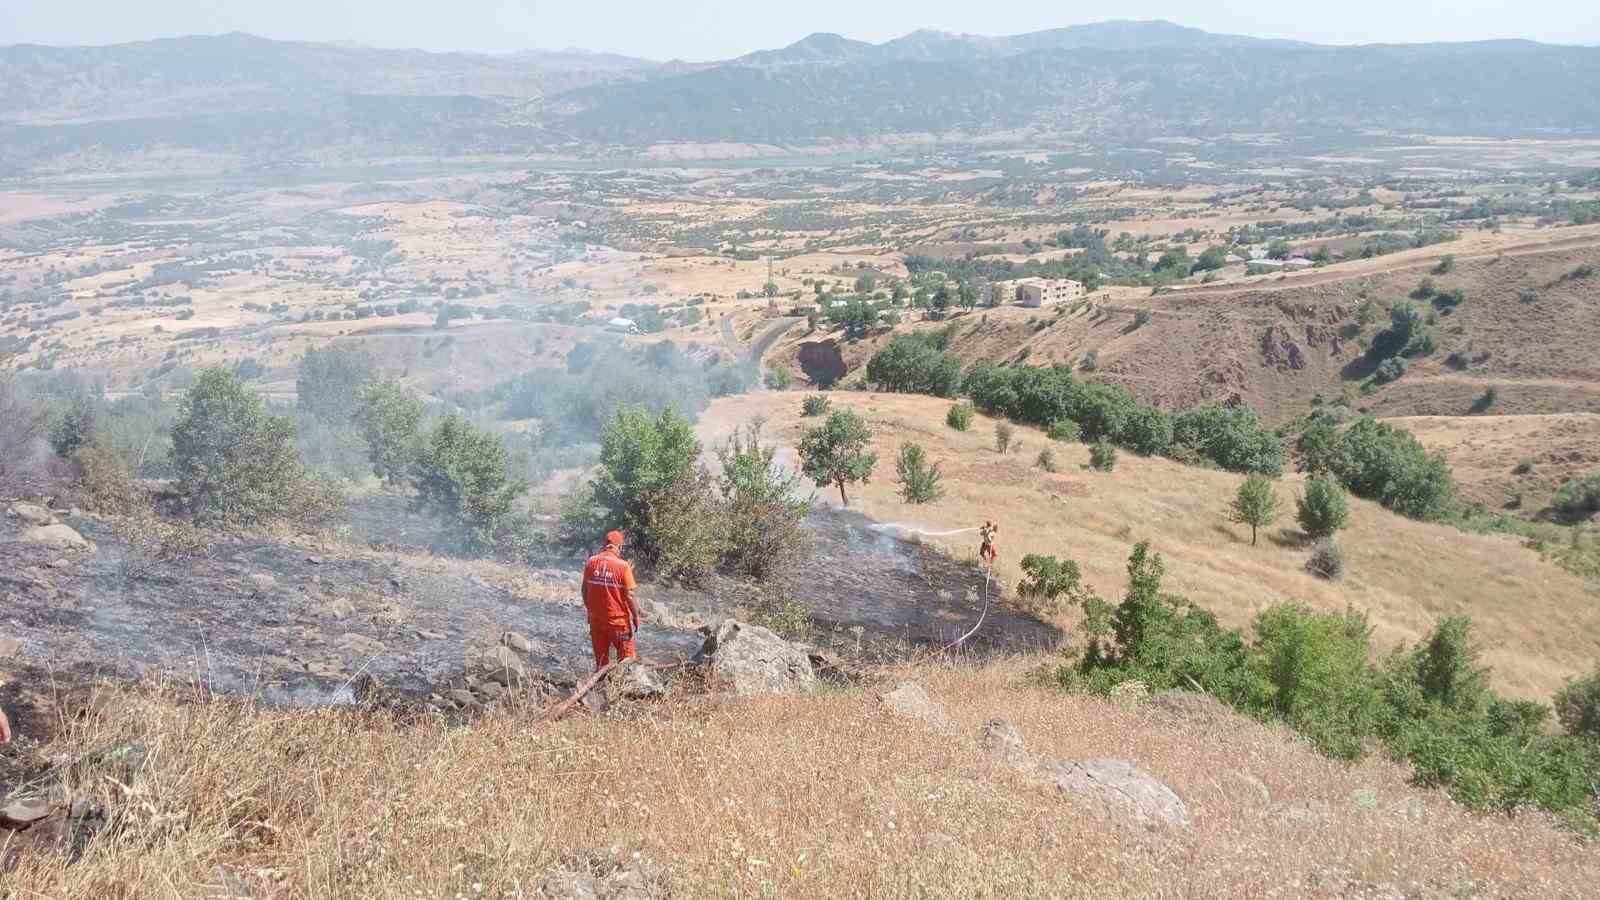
[604,530,625,549]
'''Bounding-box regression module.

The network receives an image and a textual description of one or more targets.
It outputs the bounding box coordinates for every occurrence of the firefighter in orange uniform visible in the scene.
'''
[581,530,644,669]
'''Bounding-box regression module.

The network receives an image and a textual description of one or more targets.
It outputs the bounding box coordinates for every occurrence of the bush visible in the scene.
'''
[1227,473,1281,545]
[1170,405,1285,475]
[571,406,702,566]
[70,444,145,515]
[171,368,333,527]
[49,396,97,459]
[894,443,944,504]
[994,422,1014,454]
[763,366,793,390]
[356,379,426,487]
[1554,668,1600,739]
[411,413,531,557]
[1431,255,1456,275]
[297,345,376,422]
[1553,472,1600,517]
[1119,406,1172,456]
[946,402,974,432]
[0,369,48,484]
[1247,603,1374,755]
[1036,447,1058,473]
[1046,420,1080,443]
[798,409,877,505]
[1372,356,1408,384]
[1296,476,1349,538]
[715,424,812,579]
[1304,538,1345,580]
[1311,418,1455,520]
[1089,440,1117,472]
[864,334,962,397]
[1017,554,1096,614]
[641,465,723,584]
[800,395,831,417]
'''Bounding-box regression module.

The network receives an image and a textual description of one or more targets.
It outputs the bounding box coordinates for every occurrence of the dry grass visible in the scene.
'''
[1397,413,1600,515]
[7,659,1597,897]
[700,392,1600,701]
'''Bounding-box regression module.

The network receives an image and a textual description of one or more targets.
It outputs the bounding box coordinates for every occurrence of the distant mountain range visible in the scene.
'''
[1,21,1596,174]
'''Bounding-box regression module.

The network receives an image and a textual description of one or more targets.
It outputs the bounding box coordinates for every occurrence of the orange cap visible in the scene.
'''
[604,530,625,549]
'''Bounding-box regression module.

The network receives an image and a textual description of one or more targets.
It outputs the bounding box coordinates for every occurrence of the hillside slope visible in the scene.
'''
[699,391,1600,700]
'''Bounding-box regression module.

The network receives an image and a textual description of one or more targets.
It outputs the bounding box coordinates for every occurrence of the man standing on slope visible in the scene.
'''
[582,530,644,670]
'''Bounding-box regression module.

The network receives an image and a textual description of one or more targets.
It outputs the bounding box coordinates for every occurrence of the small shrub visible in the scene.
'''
[1036,447,1057,473]
[70,445,145,515]
[50,397,97,458]
[800,394,831,417]
[1297,476,1349,538]
[994,422,1014,453]
[1518,288,1540,303]
[945,402,974,432]
[1553,667,1600,738]
[1563,264,1596,282]
[1411,277,1437,300]
[1089,440,1117,472]
[716,423,813,580]
[1553,472,1600,517]
[1046,420,1081,443]
[750,596,814,643]
[1372,356,1408,384]
[763,366,793,390]
[1017,554,1096,614]
[895,442,944,504]
[1431,255,1456,275]
[1132,309,1153,329]
[1304,538,1345,580]
[1512,459,1534,475]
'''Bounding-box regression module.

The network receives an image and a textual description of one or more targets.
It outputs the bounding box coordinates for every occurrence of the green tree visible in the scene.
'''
[716,423,813,579]
[799,409,878,505]
[1228,474,1282,545]
[763,281,779,298]
[171,368,326,526]
[895,442,944,504]
[297,345,376,422]
[50,395,97,459]
[574,406,703,566]
[864,335,962,397]
[1017,554,1096,613]
[946,402,974,432]
[411,413,529,554]
[1296,475,1349,539]
[1191,246,1228,273]
[1036,446,1058,473]
[1267,239,1293,260]
[355,379,426,487]
[1089,440,1118,472]
[854,272,876,293]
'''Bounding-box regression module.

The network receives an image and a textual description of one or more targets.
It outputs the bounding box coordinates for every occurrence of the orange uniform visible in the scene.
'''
[582,544,639,669]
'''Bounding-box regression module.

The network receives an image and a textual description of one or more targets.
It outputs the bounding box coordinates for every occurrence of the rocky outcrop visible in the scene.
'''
[694,620,816,695]
[19,524,91,551]
[980,718,1033,771]
[538,847,667,899]
[6,502,58,527]
[1261,324,1307,371]
[1043,758,1191,828]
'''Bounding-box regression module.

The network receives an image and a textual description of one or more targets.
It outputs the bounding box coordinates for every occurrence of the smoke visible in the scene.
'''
[868,523,980,538]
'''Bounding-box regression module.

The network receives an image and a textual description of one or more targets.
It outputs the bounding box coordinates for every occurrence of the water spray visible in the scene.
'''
[869,523,980,538]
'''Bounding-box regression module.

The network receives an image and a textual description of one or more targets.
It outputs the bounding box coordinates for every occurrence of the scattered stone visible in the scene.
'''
[481,644,529,686]
[879,681,949,729]
[1269,798,1332,828]
[447,689,479,709]
[807,650,851,684]
[246,573,278,594]
[0,637,21,659]
[19,524,91,551]
[415,629,447,641]
[644,599,683,630]
[980,718,1032,770]
[502,631,533,654]
[6,502,57,527]
[476,681,506,702]
[1043,759,1190,827]
[326,598,355,620]
[0,798,53,830]
[694,619,816,696]
[304,555,323,565]
[47,557,71,569]
[606,659,667,702]
[538,847,666,899]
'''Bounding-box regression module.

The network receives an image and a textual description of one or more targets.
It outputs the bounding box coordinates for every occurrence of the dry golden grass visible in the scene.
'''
[1396,414,1600,515]
[700,392,1600,701]
[7,659,1596,897]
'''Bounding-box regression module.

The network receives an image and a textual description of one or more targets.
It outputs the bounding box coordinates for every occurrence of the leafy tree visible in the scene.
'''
[946,402,974,431]
[894,442,944,504]
[798,409,878,505]
[355,379,426,487]
[1373,356,1408,384]
[574,406,702,564]
[297,345,376,422]
[865,334,962,396]
[763,281,779,298]
[49,395,97,459]
[716,423,813,579]
[1170,405,1285,475]
[171,368,330,526]
[1047,420,1081,443]
[764,366,793,390]
[1119,405,1172,456]
[1228,474,1282,545]
[411,413,529,554]
[1296,475,1349,539]
[1312,418,1455,520]
[854,272,876,293]
[1267,239,1293,260]
[1191,246,1228,273]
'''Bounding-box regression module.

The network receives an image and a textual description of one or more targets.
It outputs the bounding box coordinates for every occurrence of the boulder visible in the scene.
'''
[475,681,506,702]
[415,629,447,641]
[980,718,1033,770]
[6,502,57,527]
[0,637,21,659]
[502,631,533,654]
[480,645,528,686]
[644,599,688,630]
[447,689,479,709]
[326,598,355,620]
[879,681,948,729]
[19,524,91,552]
[695,620,815,696]
[246,573,278,594]
[0,798,53,831]
[606,659,667,702]
[1043,759,1190,827]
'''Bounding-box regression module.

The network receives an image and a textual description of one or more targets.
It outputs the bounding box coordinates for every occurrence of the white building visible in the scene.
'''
[605,316,639,333]
[1015,278,1085,307]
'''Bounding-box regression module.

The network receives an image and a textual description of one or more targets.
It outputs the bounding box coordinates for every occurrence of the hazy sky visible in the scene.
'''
[2,1,1595,59]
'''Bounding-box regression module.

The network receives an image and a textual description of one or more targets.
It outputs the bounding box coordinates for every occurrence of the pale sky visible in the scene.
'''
[0,0,1595,60]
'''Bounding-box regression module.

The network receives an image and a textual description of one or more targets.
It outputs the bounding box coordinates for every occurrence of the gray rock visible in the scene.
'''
[607,659,667,702]
[0,636,21,659]
[644,599,685,630]
[981,718,1033,770]
[538,848,665,900]
[481,644,528,686]
[1269,798,1332,828]
[879,681,948,729]
[695,619,816,696]
[502,631,533,654]
[20,523,91,551]
[415,629,447,641]
[0,797,53,830]
[447,689,479,709]
[1043,759,1190,827]
[6,502,57,527]
[326,598,355,620]
[246,573,278,594]
[305,554,323,565]
[476,681,506,702]
[1146,688,1231,723]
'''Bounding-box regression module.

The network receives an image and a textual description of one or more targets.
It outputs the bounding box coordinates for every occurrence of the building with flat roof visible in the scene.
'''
[1015,278,1085,307]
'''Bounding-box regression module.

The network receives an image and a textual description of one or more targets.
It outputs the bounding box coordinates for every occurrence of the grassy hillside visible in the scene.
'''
[700,392,1600,700]
[8,659,1597,896]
